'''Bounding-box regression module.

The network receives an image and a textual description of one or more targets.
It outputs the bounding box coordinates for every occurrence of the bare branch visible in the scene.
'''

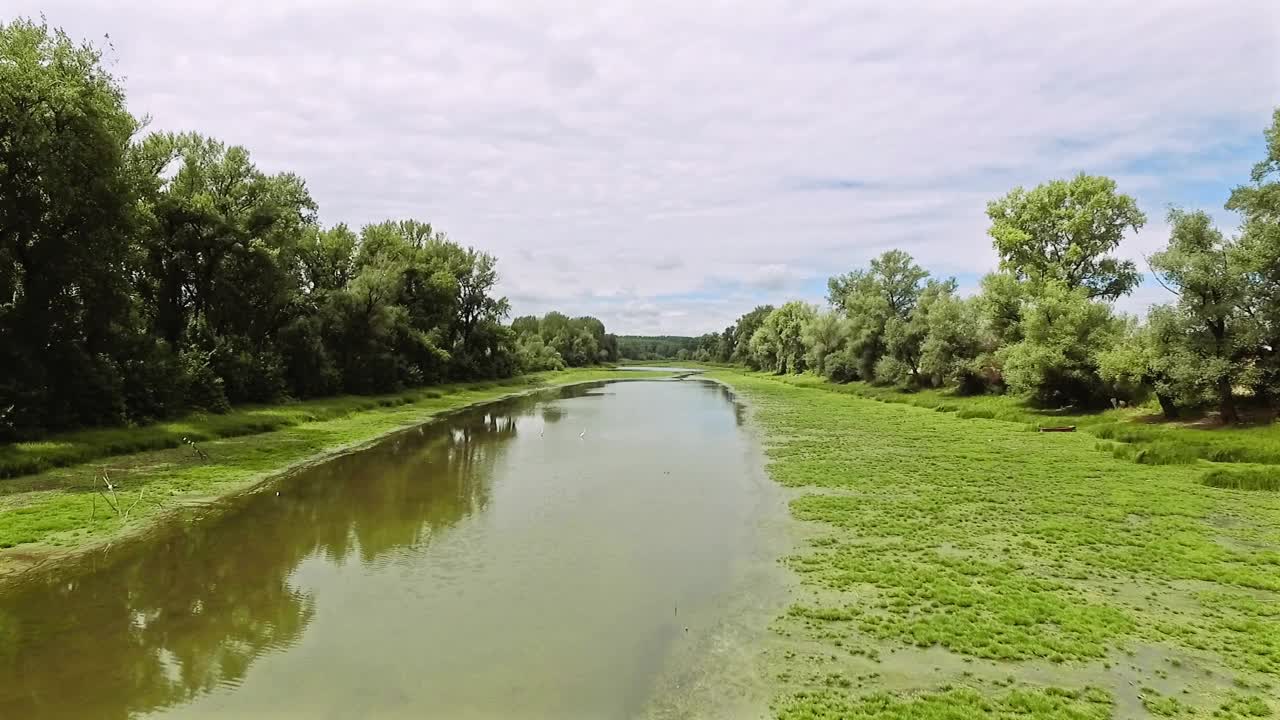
[1143,254,1181,297]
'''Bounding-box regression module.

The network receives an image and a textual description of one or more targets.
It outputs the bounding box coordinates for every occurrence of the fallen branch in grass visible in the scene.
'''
[97,468,121,516]
[123,487,145,522]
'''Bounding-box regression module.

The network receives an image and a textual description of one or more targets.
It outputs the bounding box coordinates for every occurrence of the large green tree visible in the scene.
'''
[750,302,816,374]
[986,174,1145,300]
[828,250,930,381]
[729,305,775,368]
[1226,107,1280,401]
[1143,210,1258,423]
[0,19,144,432]
[998,282,1122,408]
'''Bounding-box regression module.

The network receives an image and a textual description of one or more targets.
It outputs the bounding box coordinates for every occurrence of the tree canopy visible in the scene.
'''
[986,174,1145,300]
[0,20,615,439]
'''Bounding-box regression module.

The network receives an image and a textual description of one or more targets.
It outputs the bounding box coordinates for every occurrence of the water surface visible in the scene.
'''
[0,379,780,719]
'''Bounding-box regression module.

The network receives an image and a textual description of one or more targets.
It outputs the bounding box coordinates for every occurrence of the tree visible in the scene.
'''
[730,306,775,367]
[986,174,1145,300]
[802,312,853,379]
[0,19,146,433]
[1098,308,1201,419]
[1144,209,1258,423]
[828,250,930,381]
[509,312,616,369]
[1227,107,1280,403]
[975,272,1029,347]
[919,294,990,393]
[752,302,816,374]
[747,323,780,373]
[883,278,957,386]
[299,224,358,293]
[998,283,1122,408]
[515,334,566,371]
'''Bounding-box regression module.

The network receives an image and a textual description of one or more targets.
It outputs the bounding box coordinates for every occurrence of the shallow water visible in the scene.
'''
[0,379,780,719]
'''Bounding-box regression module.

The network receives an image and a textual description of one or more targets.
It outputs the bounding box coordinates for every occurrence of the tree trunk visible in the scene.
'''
[1218,378,1239,424]
[1155,392,1179,420]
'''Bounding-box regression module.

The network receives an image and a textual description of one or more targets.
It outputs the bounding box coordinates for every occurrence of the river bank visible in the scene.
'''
[0,368,667,575]
[707,368,1279,719]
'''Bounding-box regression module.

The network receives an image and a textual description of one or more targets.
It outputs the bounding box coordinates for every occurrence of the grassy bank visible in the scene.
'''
[0,368,661,564]
[708,369,1280,719]
[748,372,1280,485]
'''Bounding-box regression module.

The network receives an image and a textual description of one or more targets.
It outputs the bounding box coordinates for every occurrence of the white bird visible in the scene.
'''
[540,427,544,437]
[579,429,587,439]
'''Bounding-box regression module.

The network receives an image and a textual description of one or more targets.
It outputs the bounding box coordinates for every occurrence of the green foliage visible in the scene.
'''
[986,173,1145,300]
[1201,467,1280,492]
[0,21,532,439]
[751,302,817,374]
[999,283,1121,408]
[765,371,1280,468]
[617,335,696,361]
[919,294,992,393]
[1142,209,1260,423]
[882,278,957,387]
[515,334,567,372]
[1227,111,1280,400]
[828,251,932,382]
[729,305,776,367]
[0,18,144,434]
[513,313,617,369]
[802,312,853,380]
[720,123,1280,428]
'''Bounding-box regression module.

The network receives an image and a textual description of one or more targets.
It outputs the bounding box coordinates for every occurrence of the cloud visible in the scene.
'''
[12,0,1279,334]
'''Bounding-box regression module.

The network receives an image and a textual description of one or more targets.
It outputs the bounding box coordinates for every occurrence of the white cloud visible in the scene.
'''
[11,0,1279,333]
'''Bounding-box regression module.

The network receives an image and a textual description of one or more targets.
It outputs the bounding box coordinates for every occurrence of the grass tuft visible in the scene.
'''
[1202,467,1280,492]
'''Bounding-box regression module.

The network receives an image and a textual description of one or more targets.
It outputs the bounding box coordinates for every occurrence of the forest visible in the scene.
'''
[0,20,617,441]
[698,121,1280,424]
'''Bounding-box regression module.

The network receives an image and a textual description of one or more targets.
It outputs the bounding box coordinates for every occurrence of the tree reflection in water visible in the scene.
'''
[0,391,537,720]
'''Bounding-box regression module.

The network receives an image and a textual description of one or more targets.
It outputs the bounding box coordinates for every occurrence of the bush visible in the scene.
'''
[823,347,860,383]
[873,356,912,387]
[179,348,231,413]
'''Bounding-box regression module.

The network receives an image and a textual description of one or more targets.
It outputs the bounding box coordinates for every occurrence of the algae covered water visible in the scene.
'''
[0,379,781,719]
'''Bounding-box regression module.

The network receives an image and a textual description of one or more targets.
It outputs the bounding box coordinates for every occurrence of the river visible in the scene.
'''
[0,378,786,719]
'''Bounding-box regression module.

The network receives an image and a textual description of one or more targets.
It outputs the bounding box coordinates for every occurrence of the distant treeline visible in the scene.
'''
[705,115,1280,423]
[616,336,701,360]
[512,314,619,370]
[0,20,613,440]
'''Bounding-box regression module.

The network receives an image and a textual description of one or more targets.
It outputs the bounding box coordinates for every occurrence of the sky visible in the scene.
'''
[12,1,1280,334]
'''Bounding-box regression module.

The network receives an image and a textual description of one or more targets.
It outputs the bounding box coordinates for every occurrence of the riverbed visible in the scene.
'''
[0,379,788,719]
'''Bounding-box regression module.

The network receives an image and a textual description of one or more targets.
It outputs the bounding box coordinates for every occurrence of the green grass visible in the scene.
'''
[1202,467,1280,492]
[757,372,1280,467]
[709,368,1280,719]
[0,368,660,558]
[0,371,630,480]
[774,686,1113,720]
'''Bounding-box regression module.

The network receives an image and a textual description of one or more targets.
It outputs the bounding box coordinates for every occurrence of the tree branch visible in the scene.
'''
[1143,255,1181,298]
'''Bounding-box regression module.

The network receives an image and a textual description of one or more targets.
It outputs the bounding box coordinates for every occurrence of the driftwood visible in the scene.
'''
[1039,425,1077,433]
